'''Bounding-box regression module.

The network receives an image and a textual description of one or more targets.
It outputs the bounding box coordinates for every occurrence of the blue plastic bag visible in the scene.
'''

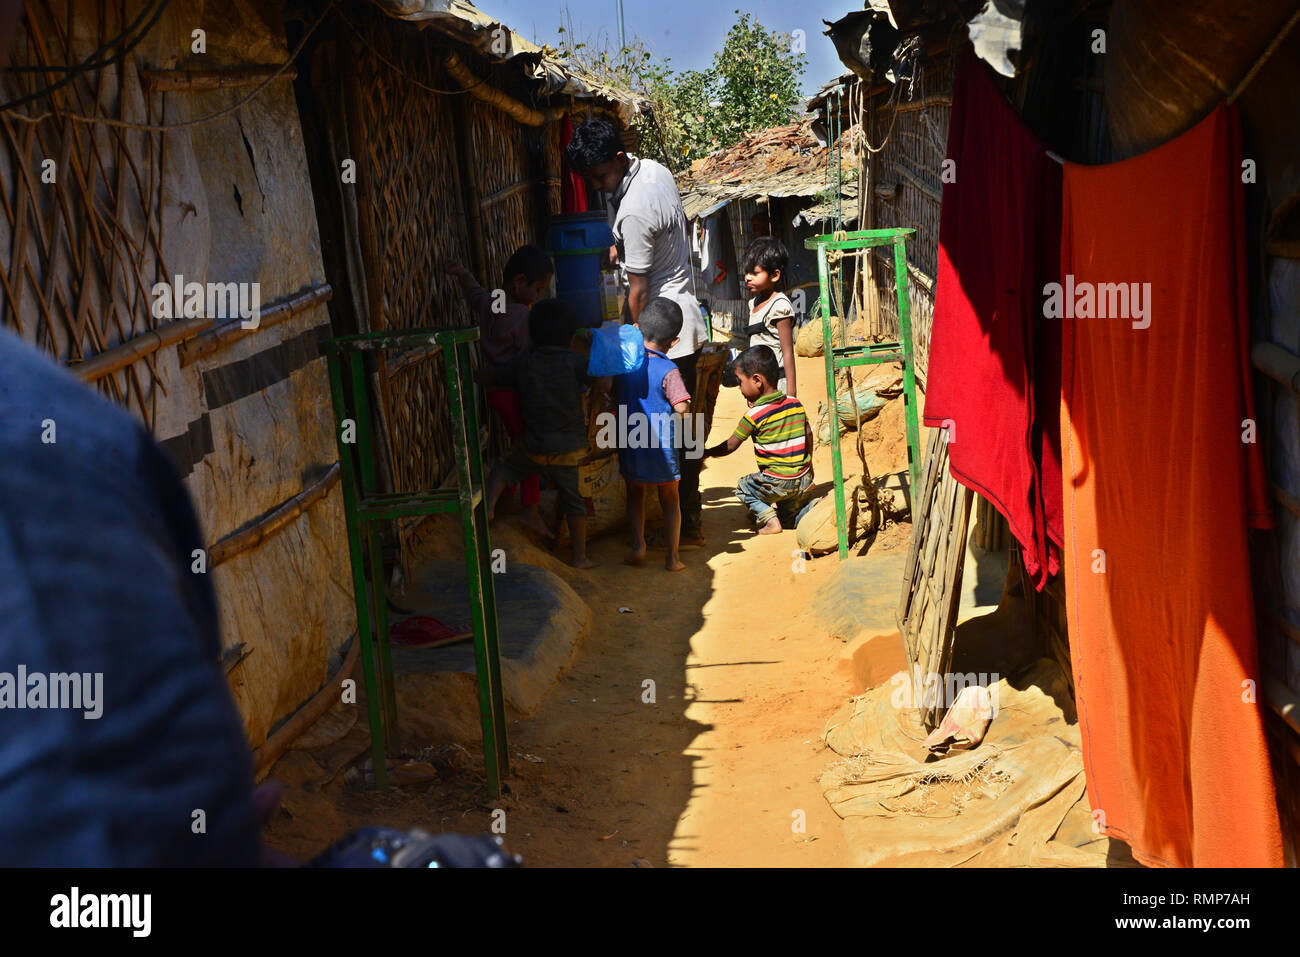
[587,322,646,376]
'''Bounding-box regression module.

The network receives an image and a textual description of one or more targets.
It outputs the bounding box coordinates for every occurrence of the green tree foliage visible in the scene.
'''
[547,10,806,172]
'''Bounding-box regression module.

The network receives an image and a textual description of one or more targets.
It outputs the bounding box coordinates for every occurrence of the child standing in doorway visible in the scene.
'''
[448,245,553,537]
[616,298,691,572]
[742,236,798,398]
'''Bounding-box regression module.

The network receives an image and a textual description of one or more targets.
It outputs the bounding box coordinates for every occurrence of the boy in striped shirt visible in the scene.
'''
[703,345,814,534]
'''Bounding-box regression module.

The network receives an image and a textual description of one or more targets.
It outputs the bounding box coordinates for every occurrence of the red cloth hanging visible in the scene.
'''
[560,114,588,214]
[1059,103,1281,867]
[922,50,1063,590]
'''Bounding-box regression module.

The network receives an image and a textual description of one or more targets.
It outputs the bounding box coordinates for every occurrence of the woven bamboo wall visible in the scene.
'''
[0,0,165,426]
[862,55,955,387]
[346,10,475,508]
[544,119,564,216]
[469,98,538,295]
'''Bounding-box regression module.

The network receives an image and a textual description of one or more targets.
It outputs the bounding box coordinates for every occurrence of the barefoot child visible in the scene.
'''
[484,299,601,569]
[703,345,813,535]
[615,298,691,571]
[741,236,798,397]
[448,245,553,537]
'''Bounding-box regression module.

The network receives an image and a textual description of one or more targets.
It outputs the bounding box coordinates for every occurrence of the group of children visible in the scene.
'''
[450,233,813,570]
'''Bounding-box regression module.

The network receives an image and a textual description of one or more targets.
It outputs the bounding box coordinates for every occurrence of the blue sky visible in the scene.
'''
[479,0,854,96]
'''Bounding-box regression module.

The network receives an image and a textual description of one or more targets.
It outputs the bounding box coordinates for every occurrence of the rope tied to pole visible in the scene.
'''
[825,228,850,266]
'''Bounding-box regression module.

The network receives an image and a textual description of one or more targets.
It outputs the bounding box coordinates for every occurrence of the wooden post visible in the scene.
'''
[141,65,296,92]
[451,95,489,282]
[344,35,385,333]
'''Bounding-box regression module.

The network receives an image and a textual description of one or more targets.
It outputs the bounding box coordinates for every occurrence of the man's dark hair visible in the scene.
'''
[504,244,554,285]
[733,345,780,385]
[637,297,683,347]
[564,117,626,173]
[741,236,789,287]
[529,298,579,349]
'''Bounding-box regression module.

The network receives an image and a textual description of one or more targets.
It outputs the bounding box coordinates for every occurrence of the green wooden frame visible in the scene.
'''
[805,228,922,559]
[321,327,510,796]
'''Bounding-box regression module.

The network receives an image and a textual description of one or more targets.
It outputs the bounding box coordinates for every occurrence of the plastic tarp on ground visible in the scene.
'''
[820,659,1130,866]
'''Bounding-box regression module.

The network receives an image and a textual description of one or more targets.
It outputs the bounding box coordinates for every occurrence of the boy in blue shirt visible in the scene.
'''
[616,299,691,571]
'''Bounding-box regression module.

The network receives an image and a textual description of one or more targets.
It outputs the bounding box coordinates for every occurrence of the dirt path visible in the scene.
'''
[265,352,911,866]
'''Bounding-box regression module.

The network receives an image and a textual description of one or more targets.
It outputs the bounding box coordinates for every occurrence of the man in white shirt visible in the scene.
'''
[566,119,708,547]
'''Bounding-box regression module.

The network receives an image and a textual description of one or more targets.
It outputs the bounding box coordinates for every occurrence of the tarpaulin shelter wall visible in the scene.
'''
[0,0,356,751]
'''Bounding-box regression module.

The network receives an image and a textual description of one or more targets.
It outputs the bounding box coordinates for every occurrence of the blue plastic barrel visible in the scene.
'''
[545,211,614,328]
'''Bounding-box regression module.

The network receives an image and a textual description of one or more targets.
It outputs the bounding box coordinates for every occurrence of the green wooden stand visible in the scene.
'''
[805,228,922,559]
[321,327,509,796]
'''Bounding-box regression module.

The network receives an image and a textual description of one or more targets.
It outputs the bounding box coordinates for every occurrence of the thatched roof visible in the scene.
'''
[677,119,859,221]
[364,0,650,124]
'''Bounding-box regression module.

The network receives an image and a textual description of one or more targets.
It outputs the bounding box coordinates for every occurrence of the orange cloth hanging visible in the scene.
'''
[1059,104,1281,867]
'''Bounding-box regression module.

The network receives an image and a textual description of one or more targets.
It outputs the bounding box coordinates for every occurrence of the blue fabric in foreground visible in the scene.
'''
[0,331,258,866]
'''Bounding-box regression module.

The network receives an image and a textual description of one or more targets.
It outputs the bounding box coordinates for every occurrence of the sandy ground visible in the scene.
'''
[263,350,915,866]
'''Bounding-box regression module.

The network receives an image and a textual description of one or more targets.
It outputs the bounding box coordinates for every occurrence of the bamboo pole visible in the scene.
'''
[71,315,212,382]
[141,65,296,92]
[443,51,562,127]
[892,95,954,113]
[208,463,342,568]
[896,162,942,203]
[452,96,488,282]
[479,179,531,209]
[251,637,360,777]
[177,283,333,367]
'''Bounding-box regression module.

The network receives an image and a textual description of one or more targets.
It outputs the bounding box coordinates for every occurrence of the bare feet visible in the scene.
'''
[571,555,597,570]
[623,550,647,567]
[665,556,686,572]
[757,517,783,535]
